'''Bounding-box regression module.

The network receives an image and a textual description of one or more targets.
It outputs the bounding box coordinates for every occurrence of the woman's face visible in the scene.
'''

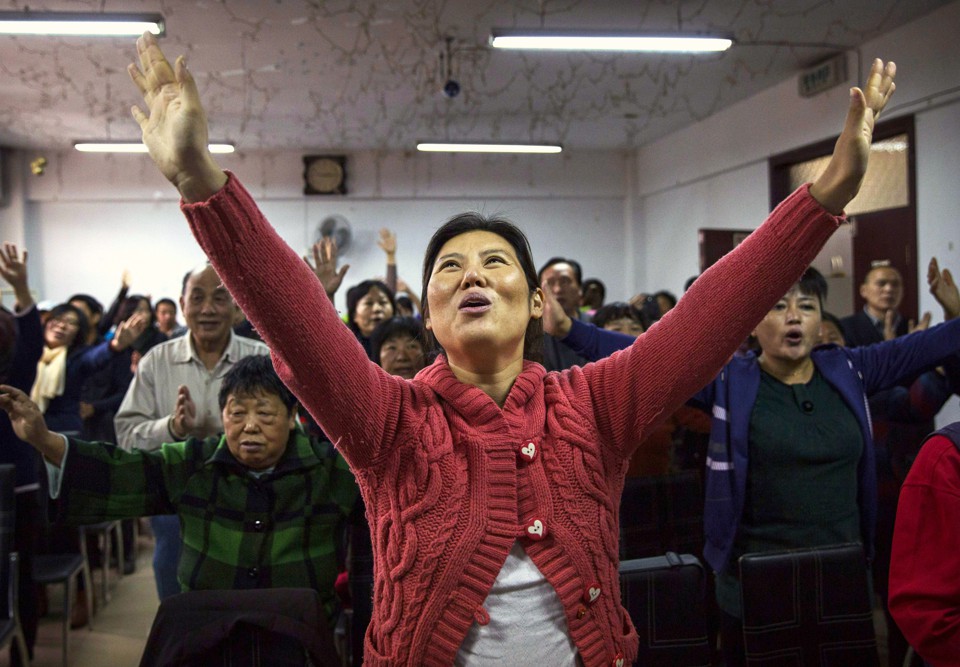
[819,319,845,346]
[753,288,822,364]
[379,333,425,379]
[425,230,543,363]
[44,312,81,349]
[602,317,644,339]
[354,287,393,337]
[134,299,152,320]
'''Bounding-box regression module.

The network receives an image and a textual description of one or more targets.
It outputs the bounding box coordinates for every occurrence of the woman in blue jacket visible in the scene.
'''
[549,265,960,664]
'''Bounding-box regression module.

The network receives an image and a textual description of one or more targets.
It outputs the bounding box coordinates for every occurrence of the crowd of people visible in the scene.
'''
[0,31,956,667]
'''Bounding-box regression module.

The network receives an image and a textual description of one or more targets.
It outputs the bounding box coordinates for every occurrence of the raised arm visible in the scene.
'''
[128,32,408,468]
[577,59,897,454]
[0,385,65,466]
[378,228,398,294]
[0,243,33,312]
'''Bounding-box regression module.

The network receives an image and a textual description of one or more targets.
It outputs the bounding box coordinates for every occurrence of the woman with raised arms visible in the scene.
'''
[127,32,894,666]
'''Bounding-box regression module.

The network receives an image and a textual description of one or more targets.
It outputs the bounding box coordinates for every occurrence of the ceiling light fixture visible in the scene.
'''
[74,142,234,154]
[417,142,562,154]
[0,11,164,37]
[490,29,732,53]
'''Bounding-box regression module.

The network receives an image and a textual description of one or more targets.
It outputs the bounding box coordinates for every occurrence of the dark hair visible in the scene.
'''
[581,278,606,304]
[653,290,678,311]
[821,311,846,345]
[370,317,426,367]
[592,301,649,331]
[345,280,396,332]
[155,297,177,312]
[67,293,103,318]
[537,256,583,286]
[421,213,543,363]
[396,295,415,315]
[683,275,699,292]
[181,270,193,296]
[114,295,154,328]
[46,303,90,355]
[796,267,828,307]
[218,355,297,413]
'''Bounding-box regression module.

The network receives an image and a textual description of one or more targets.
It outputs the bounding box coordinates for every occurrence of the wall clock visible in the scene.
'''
[303,155,347,195]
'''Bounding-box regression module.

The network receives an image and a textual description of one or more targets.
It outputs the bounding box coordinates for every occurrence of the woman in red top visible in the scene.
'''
[127,32,894,666]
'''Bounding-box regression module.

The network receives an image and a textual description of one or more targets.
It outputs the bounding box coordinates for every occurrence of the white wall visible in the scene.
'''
[632,0,960,423]
[0,148,628,315]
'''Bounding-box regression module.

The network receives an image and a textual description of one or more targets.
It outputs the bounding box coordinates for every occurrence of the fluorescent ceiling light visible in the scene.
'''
[0,12,164,37]
[417,142,562,154]
[74,142,235,154]
[490,29,732,53]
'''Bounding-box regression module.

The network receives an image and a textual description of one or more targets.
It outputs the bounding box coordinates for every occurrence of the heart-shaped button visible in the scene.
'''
[611,655,624,667]
[526,519,545,540]
[519,442,537,461]
[586,585,601,604]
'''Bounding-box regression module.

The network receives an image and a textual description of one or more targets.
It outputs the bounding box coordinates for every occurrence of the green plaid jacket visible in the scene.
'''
[56,430,357,620]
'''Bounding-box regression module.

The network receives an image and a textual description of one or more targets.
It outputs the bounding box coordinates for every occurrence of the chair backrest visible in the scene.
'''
[0,465,15,620]
[619,552,713,667]
[139,587,337,667]
[620,471,704,559]
[739,543,879,666]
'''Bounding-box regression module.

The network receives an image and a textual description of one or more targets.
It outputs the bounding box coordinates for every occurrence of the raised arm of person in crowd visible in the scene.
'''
[541,284,634,362]
[305,238,350,302]
[378,228,398,294]
[0,242,34,312]
[0,243,43,390]
[99,269,132,337]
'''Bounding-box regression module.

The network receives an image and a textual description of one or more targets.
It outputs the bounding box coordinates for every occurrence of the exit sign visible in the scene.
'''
[798,54,848,98]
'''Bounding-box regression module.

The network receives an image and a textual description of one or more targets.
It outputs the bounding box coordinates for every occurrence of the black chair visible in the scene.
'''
[619,552,713,667]
[80,520,124,608]
[0,465,29,665]
[739,543,879,666]
[620,471,704,559]
[33,548,94,667]
[139,588,339,667]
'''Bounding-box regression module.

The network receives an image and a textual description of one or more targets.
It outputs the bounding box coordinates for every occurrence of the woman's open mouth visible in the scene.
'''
[459,292,492,314]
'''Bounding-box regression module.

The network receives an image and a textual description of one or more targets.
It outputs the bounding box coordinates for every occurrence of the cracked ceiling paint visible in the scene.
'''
[0,0,950,152]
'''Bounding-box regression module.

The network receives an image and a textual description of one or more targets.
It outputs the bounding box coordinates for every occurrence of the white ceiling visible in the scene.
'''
[0,0,951,153]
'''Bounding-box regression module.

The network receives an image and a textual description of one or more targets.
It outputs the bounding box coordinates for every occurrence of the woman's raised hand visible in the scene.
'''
[810,59,896,215]
[111,311,150,352]
[0,243,33,310]
[128,32,227,203]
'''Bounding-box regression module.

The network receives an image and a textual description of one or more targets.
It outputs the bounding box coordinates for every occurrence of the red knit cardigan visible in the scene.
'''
[182,175,840,666]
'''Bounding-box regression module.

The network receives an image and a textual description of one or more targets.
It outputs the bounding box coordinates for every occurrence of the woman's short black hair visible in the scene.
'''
[370,317,425,367]
[114,295,154,328]
[47,303,90,356]
[218,356,297,413]
[345,280,396,332]
[653,290,678,310]
[592,302,649,331]
[796,267,828,307]
[420,213,543,363]
[67,293,103,319]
